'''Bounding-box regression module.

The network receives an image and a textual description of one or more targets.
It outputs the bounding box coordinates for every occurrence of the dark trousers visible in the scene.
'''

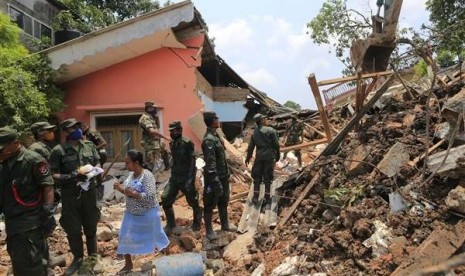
[161,179,199,209]
[60,187,101,258]
[203,178,230,213]
[251,159,275,199]
[7,228,48,276]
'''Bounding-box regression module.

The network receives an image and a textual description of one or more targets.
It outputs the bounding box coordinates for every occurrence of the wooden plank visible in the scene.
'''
[317,71,393,86]
[308,74,332,141]
[274,169,321,232]
[320,74,395,156]
[392,220,465,276]
[237,184,255,233]
[280,138,328,152]
[266,176,285,228]
[303,123,326,138]
[246,184,264,232]
[408,139,446,167]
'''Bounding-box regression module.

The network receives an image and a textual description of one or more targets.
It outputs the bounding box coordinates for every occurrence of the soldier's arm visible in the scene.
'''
[185,141,196,186]
[148,127,170,141]
[32,158,54,205]
[49,147,77,181]
[92,131,107,149]
[245,135,255,164]
[90,143,100,167]
[202,139,220,183]
[272,129,280,161]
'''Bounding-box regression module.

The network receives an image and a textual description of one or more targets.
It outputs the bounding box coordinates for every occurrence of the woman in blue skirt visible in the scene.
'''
[113,149,170,274]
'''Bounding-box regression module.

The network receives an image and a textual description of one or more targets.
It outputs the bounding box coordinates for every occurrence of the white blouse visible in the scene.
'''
[123,169,158,215]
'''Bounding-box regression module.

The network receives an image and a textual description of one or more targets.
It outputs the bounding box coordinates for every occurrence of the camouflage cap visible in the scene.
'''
[253,113,264,123]
[169,121,182,131]
[30,121,56,135]
[0,127,19,151]
[60,118,81,129]
[203,111,219,121]
[145,101,155,108]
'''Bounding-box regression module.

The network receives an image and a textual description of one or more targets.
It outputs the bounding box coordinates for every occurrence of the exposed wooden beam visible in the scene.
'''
[317,71,393,86]
[308,74,332,140]
[274,169,321,232]
[280,138,328,152]
[320,74,395,156]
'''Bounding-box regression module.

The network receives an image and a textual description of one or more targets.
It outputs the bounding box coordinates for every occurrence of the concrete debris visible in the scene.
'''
[445,186,465,213]
[362,220,393,257]
[427,144,465,179]
[270,255,307,276]
[376,142,410,177]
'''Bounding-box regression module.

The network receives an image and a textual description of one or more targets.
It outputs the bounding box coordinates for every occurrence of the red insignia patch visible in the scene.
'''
[36,162,49,175]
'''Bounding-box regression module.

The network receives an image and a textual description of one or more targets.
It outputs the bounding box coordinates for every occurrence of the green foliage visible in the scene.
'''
[307,0,371,72]
[436,50,460,68]
[426,0,465,56]
[414,59,427,77]
[54,0,163,33]
[0,13,64,133]
[283,100,302,111]
[323,185,365,207]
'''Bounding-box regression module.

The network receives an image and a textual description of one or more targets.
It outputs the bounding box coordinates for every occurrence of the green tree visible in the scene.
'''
[0,13,64,132]
[283,101,302,111]
[414,59,427,77]
[426,0,465,56]
[307,0,372,72]
[54,0,162,33]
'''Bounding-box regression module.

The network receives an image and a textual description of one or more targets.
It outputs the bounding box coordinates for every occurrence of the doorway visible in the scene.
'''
[96,115,142,162]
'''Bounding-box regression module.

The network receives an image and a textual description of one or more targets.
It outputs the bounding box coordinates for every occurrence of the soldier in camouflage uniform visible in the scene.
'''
[29,121,56,160]
[282,116,304,167]
[0,127,55,275]
[161,121,202,234]
[29,122,67,269]
[245,114,280,206]
[49,118,101,276]
[139,102,171,172]
[82,125,108,167]
[202,111,237,240]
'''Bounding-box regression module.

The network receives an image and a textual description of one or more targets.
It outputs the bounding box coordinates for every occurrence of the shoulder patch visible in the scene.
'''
[36,161,50,176]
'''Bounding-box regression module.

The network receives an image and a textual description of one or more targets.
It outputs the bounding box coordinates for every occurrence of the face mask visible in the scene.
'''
[170,133,181,139]
[0,143,21,162]
[67,128,83,140]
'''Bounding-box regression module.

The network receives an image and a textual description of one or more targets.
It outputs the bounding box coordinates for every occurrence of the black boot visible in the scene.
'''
[48,251,66,268]
[64,257,83,276]
[219,206,237,232]
[163,206,176,235]
[204,210,217,240]
[191,206,202,231]
[251,182,260,205]
[86,235,98,256]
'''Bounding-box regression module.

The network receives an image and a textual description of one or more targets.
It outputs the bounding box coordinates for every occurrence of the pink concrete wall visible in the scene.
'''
[61,35,205,146]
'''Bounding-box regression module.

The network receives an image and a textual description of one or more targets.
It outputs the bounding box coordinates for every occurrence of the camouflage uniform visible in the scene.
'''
[202,111,236,240]
[0,127,55,275]
[161,121,201,232]
[283,118,304,166]
[49,119,100,274]
[139,112,161,170]
[29,141,53,161]
[246,114,280,204]
[84,129,107,166]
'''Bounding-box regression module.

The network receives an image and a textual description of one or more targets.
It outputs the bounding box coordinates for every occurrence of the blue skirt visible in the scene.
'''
[117,206,170,255]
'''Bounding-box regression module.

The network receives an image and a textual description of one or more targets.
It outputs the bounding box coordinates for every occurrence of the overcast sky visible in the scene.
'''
[180,0,430,109]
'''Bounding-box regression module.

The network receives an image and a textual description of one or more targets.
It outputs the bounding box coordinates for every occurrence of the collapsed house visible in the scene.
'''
[42,0,288,160]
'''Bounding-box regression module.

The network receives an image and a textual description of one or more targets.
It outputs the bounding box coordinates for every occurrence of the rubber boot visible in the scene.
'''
[219,206,237,232]
[86,235,98,256]
[163,206,176,235]
[64,257,83,276]
[251,182,260,205]
[204,210,217,240]
[48,251,66,268]
[191,206,202,231]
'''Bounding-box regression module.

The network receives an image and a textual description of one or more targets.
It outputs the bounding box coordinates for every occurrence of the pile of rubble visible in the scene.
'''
[226,67,465,275]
